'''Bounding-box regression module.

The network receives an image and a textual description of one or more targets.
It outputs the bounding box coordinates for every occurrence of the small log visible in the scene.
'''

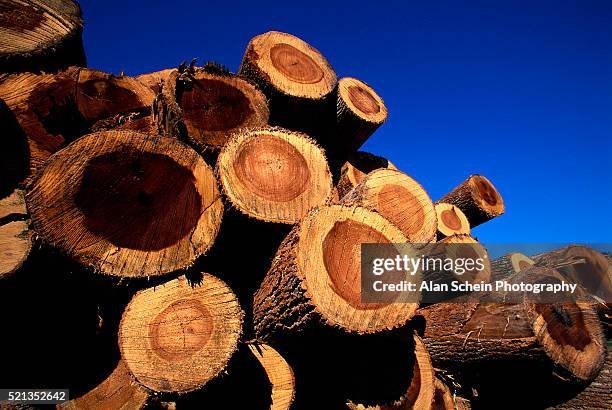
[336,151,397,199]
[118,274,243,393]
[218,127,332,224]
[437,175,504,228]
[0,0,86,73]
[27,130,223,278]
[347,334,435,410]
[0,189,31,279]
[239,31,337,135]
[491,252,534,281]
[419,267,606,382]
[248,343,295,410]
[435,203,470,240]
[155,66,269,153]
[136,68,174,94]
[341,168,437,244]
[58,359,149,410]
[333,77,387,154]
[254,204,418,341]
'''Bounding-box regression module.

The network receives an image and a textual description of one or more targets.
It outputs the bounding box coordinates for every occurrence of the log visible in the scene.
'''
[346,334,435,410]
[434,203,470,240]
[218,127,332,224]
[155,66,269,153]
[437,175,504,228]
[136,68,174,94]
[334,77,387,154]
[0,0,86,73]
[118,274,243,393]
[0,189,31,279]
[239,31,337,136]
[27,130,223,278]
[248,343,295,410]
[550,349,611,409]
[58,359,149,410]
[254,204,418,341]
[533,245,612,303]
[432,378,454,410]
[419,267,606,382]
[0,97,28,194]
[341,168,437,244]
[491,252,534,281]
[336,151,397,199]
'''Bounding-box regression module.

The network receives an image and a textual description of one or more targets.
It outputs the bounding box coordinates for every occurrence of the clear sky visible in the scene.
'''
[79,0,611,243]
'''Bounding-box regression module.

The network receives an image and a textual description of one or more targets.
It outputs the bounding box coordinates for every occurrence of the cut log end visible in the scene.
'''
[27,130,223,278]
[334,77,387,153]
[432,378,455,410]
[218,127,332,224]
[0,0,86,73]
[136,68,174,94]
[437,174,504,228]
[248,343,295,410]
[239,31,336,100]
[342,168,437,244]
[0,189,31,279]
[337,151,397,199]
[435,202,470,238]
[438,235,492,284]
[119,274,243,394]
[59,360,149,410]
[159,68,269,150]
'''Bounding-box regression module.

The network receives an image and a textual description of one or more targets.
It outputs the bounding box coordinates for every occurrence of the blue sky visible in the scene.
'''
[79,0,611,243]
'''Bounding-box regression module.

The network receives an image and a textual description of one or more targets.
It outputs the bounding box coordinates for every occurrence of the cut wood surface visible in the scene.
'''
[27,130,223,278]
[431,378,454,410]
[346,334,435,410]
[254,204,419,340]
[136,68,174,94]
[435,203,470,239]
[218,127,332,224]
[0,189,31,279]
[335,77,387,154]
[0,0,86,72]
[118,274,243,393]
[58,359,149,410]
[491,252,535,281]
[341,168,437,244]
[437,174,504,228]
[534,245,612,303]
[156,67,269,151]
[336,151,397,199]
[248,343,295,410]
[239,31,336,134]
[419,267,606,382]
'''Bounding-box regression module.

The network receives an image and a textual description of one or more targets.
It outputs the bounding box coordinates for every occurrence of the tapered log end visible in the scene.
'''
[59,360,149,410]
[248,343,295,410]
[239,31,337,100]
[0,0,86,73]
[218,127,332,223]
[298,205,417,332]
[119,274,243,394]
[27,131,223,278]
[342,168,437,243]
[435,202,470,238]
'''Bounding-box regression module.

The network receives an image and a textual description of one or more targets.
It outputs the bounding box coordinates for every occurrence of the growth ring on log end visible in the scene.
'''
[158,68,269,151]
[27,130,223,278]
[254,205,419,338]
[0,0,86,73]
[218,127,332,224]
[342,168,437,244]
[239,31,336,100]
[119,274,243,393]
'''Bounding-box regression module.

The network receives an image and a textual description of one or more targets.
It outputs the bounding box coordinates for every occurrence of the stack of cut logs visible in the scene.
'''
[0,1,610,409]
